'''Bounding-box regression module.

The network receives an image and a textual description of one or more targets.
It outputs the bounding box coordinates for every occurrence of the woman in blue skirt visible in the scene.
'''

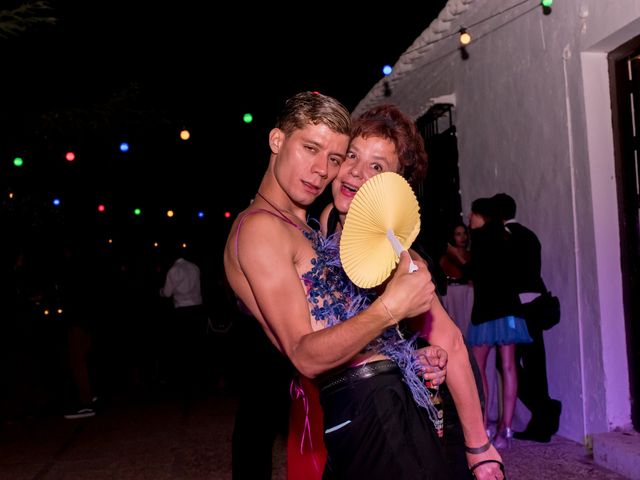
[466,197,532,449]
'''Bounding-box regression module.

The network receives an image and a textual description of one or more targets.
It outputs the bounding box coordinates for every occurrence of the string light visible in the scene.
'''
[6,186,215,226]
[404,0,541,58]
[459,28,472,46]
[4,1,551,254]
[366,0,547,86]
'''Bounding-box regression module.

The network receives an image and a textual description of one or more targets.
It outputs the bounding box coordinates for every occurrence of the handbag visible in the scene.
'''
[520,291,561,330]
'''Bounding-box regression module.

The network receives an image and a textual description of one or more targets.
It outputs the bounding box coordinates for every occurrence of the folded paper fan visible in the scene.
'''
[340,171,421,288]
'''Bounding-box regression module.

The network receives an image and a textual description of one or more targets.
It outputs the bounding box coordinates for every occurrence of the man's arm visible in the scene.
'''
[230,213,435,378]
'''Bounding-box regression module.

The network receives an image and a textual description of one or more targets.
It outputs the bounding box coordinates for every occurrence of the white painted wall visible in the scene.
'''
[357,0,640,442]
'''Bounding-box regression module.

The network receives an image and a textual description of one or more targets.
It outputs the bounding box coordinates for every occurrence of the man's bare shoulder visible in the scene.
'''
[225,206,307,265]
[229,207,297,241]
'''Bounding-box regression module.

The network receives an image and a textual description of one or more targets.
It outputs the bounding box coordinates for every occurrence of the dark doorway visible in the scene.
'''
[609,37,640,431]
[416,104,464,267]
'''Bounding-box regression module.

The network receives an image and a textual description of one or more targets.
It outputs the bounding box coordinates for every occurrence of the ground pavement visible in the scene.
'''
[0,389,630,479]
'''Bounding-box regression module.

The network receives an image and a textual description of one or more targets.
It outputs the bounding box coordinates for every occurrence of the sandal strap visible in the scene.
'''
[469,459,506,479]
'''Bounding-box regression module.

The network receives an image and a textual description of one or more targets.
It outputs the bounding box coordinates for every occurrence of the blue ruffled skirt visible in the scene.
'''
[466,316,532,346]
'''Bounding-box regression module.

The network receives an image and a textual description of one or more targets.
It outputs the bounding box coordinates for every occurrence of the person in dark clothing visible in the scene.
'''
[159,248,209,404]
[57,242,101,419]
[466,197,533,449]
[413,241,483,478]
[230,303,294,480]
[492,192,562,442]
[308,104,499,478]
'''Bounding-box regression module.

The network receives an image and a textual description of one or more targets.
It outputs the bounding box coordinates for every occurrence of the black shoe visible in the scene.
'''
[517,398,562,442]
[548,399,562,434]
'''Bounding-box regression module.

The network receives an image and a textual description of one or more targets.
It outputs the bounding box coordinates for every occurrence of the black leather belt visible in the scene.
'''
[316,359,399,393]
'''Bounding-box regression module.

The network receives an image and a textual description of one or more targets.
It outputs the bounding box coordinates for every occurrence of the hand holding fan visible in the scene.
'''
[340,171,421,288]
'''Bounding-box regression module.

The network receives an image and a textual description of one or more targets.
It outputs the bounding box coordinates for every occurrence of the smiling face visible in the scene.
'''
[270,123,349,208]
[331,135,401,218]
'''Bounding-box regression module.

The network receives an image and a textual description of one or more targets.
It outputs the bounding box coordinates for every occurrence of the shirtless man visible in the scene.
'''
[224,92,492,479]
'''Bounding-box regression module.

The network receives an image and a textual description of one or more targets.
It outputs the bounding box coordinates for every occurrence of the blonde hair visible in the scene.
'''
[275,91,351,136]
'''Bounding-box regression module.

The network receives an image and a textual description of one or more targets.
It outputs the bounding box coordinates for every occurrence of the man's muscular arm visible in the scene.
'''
[231,213,435,378]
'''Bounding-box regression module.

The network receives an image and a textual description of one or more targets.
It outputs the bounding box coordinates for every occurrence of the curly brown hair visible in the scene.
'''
[350,104,428,188]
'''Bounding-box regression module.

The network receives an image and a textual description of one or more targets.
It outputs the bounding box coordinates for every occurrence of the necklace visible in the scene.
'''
[256,191,309,231]
[256,191,286,217]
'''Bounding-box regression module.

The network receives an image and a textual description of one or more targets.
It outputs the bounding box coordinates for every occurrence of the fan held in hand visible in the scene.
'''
[340,171,421,288]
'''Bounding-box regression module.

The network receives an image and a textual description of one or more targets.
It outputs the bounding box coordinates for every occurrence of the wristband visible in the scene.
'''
[465,439,492,454]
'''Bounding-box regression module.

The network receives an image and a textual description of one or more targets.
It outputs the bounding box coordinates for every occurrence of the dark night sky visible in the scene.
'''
[1,1,446,243]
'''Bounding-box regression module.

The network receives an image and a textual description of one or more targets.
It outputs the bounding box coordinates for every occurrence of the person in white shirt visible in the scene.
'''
[160,253,207,403]
[160,257,203,308]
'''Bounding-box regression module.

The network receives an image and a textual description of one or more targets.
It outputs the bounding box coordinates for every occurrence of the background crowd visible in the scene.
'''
[0,232,237,423]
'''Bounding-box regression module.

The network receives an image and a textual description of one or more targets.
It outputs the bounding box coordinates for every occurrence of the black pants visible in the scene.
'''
[231,316,293,480]
[416,338,480,480]
[170,305,208,400]
[320,366,450,480]
[515,321,560,434]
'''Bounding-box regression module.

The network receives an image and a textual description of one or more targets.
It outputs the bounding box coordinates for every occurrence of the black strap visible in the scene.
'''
[469,459,506,479]
[465,439,492,454]
[326,206,341,236]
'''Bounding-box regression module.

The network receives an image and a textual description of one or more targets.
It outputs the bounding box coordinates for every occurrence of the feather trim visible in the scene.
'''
[301,228,439,427]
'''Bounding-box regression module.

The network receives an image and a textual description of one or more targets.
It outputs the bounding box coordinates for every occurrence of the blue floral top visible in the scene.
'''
[301,227,439,426]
